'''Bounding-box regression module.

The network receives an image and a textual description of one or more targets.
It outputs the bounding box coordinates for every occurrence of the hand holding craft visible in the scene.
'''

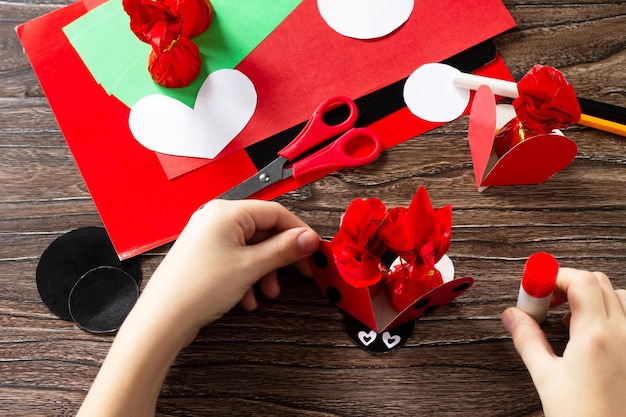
[502,268,626,417]
[141,199,320,335]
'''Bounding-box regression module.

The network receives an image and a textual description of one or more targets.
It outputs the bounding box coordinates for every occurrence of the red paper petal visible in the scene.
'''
[407,187,452,263]
[378,207,414,260]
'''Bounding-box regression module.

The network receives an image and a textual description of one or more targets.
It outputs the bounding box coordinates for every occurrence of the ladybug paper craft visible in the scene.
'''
[468,85,578,191]
[308,188,474,353]
[310,241,473,353]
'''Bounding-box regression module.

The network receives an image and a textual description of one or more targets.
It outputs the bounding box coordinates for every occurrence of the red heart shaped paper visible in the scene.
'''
[468,85,578,190]
[309,240,473,332]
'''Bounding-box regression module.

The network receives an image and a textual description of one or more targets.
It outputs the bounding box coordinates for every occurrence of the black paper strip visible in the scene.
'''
[245,41,498,170]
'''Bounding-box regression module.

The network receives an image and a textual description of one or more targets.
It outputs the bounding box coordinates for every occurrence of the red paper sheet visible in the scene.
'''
[156,0,516,179]
[18,1,514,259]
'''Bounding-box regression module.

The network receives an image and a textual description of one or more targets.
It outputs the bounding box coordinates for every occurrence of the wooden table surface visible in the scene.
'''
[1,1,625,416]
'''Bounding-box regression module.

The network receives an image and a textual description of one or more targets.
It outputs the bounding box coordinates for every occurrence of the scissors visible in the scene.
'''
[218,96,382,200]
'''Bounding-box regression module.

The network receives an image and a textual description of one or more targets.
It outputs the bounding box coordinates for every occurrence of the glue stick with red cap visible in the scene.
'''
[516,252,559,324]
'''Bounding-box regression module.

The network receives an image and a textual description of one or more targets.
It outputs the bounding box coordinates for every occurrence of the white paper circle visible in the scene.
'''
[403,63,470,123]
[317,0,414,40]
[495,103,516,130]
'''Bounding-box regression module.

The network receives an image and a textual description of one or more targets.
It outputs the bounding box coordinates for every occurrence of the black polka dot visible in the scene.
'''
[452,282,471,293]
[413,298,431,309]
[326,286,342,304]
[312,251,328,269]
[424,304,440,315]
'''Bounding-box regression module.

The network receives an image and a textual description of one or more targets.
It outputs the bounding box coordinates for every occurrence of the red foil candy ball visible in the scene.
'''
[148,36,201,88]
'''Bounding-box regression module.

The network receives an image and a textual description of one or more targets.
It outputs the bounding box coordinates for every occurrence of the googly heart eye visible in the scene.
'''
[382,332,401,349]
[358,330,377,346]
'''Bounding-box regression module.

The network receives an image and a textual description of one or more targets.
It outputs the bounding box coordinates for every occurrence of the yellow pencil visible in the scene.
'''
[578,113,626,137]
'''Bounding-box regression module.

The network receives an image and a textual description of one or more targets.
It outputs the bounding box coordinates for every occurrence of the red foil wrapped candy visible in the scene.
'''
[179,0,214,38]
[494,64,581,157]
[148,35,201,88]
[123,0,212,88]
[123,0,183,43]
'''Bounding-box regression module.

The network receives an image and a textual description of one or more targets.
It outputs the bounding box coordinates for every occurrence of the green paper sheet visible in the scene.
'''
[63,0,302,107]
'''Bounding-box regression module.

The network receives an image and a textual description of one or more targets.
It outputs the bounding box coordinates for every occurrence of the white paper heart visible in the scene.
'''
[357,330,377,346]
[317,0,414,40]
[382,332,401,349]
[128,69,257,159]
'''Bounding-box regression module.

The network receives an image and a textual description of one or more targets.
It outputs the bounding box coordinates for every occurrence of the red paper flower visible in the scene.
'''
[331,187,452,311]
[148,36,201,88]
[494,64,581,157]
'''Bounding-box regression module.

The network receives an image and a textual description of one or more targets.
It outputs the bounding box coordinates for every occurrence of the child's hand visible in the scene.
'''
[141,199,320,343]
[77,200,320,417]
[502,268,626,417]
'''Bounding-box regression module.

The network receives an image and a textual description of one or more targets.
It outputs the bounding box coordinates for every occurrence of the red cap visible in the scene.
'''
[521,252,559,298]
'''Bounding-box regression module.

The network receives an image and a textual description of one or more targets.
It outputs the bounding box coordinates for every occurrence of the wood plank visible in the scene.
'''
[0,0,624,415]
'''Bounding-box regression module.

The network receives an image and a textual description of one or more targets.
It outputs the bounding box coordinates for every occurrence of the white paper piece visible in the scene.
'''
[128,69,257,159]
[403,62,470,123]
[317,0,414,40]
[495,103,516,130]
[435,254,455,283]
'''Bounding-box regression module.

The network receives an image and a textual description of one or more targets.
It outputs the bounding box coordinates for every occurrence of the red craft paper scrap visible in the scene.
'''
[156,0,517,179]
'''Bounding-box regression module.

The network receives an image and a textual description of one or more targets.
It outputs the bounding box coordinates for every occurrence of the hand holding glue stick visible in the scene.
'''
[503,265,626,417]
[516,252,558,324]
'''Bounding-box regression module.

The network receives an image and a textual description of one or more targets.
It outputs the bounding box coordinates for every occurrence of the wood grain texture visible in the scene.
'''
[1,1,624,415]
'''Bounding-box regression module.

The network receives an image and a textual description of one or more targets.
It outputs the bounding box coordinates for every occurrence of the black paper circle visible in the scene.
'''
[342,312,415,354]
[68,266,139,333]
[36,227,142,320]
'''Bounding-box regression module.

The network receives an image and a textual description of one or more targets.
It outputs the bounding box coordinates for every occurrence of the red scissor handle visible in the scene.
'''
[278,96,359,161]
[291,127,382,179]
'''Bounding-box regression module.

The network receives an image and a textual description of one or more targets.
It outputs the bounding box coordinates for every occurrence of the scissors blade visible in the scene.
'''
[217,157,291,200]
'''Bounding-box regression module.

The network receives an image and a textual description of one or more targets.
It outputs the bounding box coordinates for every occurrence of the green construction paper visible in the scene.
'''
[63,0,302,107]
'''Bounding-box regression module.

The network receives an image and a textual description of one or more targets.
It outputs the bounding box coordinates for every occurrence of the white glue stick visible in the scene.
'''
[516,252,559,324]
[453,71,520,99]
